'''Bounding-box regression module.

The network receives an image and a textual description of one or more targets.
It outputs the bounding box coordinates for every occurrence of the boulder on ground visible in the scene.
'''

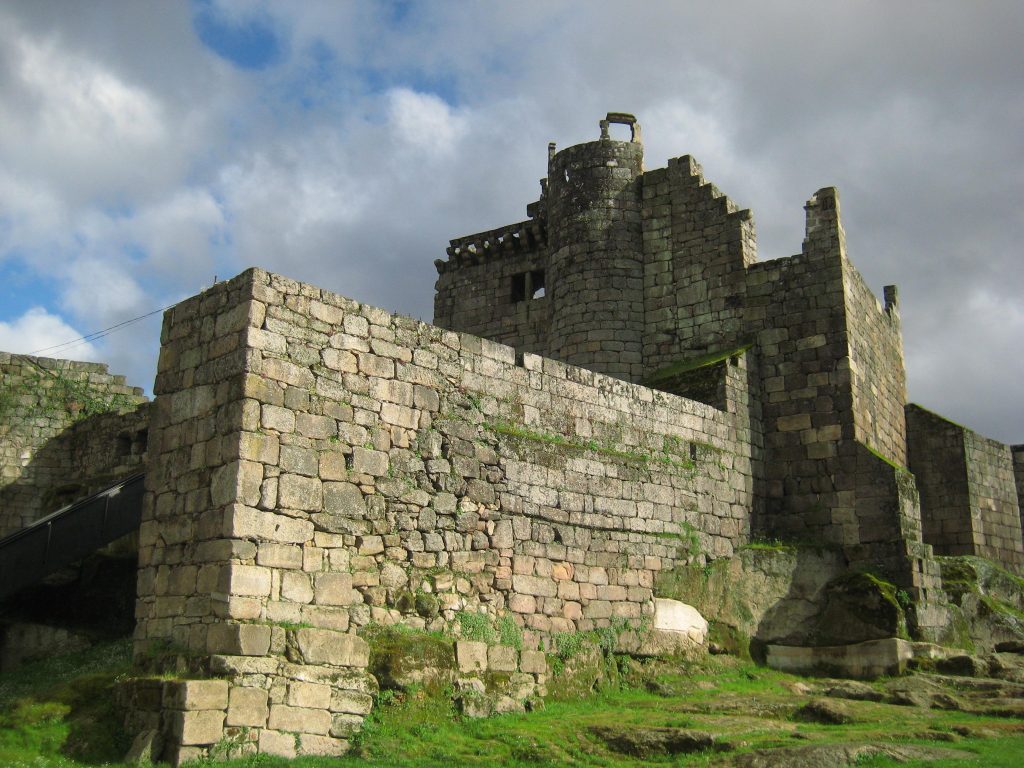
[622,599,708,658]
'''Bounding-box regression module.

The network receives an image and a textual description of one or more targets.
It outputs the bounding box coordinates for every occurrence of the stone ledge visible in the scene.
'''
[766,638,913,679]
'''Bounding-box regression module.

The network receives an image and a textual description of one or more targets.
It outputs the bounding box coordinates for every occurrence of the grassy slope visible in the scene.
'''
[1,641,1022,767]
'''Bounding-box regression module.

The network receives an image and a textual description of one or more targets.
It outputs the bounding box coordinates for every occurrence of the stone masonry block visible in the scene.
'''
[288,681,332,709]
[226,686,269,727]
[330,689,374,715]
[512,574,557,598]
[259,729,297,758]
[278,473,323,511]
[292,628,370,667]
[162,679,229,711]
[351,447,389,476]
[269,704,333,735]
[300,733,350,756]
[330,713,364,737]
[488,644,518,672]
[207,623,272,656]
[219,563,272,597]
[520,649,547,675]
[456,640,488,673]
[168,709,225,746]
[315,572,358,605]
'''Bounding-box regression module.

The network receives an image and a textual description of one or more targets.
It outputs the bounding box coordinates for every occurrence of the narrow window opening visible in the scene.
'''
[511,273,527,302]
[530,270,545,299]
[512,270,546,303]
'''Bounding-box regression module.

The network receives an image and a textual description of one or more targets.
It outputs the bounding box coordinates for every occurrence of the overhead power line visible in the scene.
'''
[27,303,176,358]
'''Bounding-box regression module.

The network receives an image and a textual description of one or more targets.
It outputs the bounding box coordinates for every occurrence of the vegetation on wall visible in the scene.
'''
[0,364,138,428]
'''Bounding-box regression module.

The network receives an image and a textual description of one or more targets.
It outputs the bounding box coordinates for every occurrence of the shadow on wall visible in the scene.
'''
[0,405,150,538]
[652,544,920,658]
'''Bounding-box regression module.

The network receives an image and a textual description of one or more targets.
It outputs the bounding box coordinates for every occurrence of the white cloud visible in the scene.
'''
[388,88,468,157]
[61,258,148,321]
[0,307,98,361]
[0,1,1021,439]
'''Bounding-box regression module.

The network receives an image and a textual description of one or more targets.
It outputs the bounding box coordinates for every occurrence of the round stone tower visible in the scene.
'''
[546,113,645,382]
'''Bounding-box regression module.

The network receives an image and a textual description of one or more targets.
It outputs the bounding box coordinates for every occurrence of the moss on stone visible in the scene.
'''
[821,571,909,642]
[644,343,754,383]
[360,624,455,695]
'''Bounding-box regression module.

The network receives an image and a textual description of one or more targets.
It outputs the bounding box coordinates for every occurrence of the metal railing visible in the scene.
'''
[0,473,145,601]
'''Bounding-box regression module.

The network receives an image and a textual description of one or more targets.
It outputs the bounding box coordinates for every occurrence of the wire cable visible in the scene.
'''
[26,303,175,357]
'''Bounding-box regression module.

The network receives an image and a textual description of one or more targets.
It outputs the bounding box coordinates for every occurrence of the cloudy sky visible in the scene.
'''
[0,1,1021,443]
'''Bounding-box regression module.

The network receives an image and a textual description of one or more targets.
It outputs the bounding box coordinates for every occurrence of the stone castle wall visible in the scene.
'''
[132,267,756,761]
[842,264,907,467]
[1014,445,1024,535]
[640,155,755,374]
[545,134,646,380]
[906,405,1024,568]
[433,218,549,354]
[0,352,148,537]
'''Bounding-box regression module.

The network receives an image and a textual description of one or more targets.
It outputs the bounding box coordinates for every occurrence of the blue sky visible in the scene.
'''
[0,0,1022,443]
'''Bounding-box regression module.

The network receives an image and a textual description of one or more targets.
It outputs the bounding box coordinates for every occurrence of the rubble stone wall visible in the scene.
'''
[132,267,755,761]
[0,352,148,536]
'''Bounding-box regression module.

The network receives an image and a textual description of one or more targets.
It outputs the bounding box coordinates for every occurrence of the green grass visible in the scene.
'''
[3,641,1024,767]
[0,638,133,767]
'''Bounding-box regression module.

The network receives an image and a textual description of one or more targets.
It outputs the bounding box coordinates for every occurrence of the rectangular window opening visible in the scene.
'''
[512,270,546,303]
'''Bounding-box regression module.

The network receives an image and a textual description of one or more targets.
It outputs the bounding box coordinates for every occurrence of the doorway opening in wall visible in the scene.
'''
[512,270,545,302]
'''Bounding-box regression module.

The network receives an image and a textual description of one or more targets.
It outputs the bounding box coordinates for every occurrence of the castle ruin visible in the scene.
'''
[1,114,1022,764]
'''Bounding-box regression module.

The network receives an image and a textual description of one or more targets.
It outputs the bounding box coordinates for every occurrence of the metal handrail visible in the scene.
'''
[0,473,145,601]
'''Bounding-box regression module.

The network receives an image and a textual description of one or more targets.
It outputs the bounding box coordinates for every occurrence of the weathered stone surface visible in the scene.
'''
[207,623,272,656]
[163,679,229,710]
[167,709,225,745]
[258,729,297,758]
[226,686,269,727]
[766,638,913,680]
[124,729,162,766]
[292,628,370,668]
[268,704,332,735]
[792,698,856,725]
[588,726,725,757]
[456,640,488,673]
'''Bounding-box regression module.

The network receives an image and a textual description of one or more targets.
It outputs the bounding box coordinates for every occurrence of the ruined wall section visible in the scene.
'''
[964,430,1023,569]
[641,155,756,377]
[742,190,851,544]
[0,352,148,536]
[433,218,549,354]
[906,406,973,555]
[842,264,907,466]
[739,192,945,630]
[906,405,1024,570]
